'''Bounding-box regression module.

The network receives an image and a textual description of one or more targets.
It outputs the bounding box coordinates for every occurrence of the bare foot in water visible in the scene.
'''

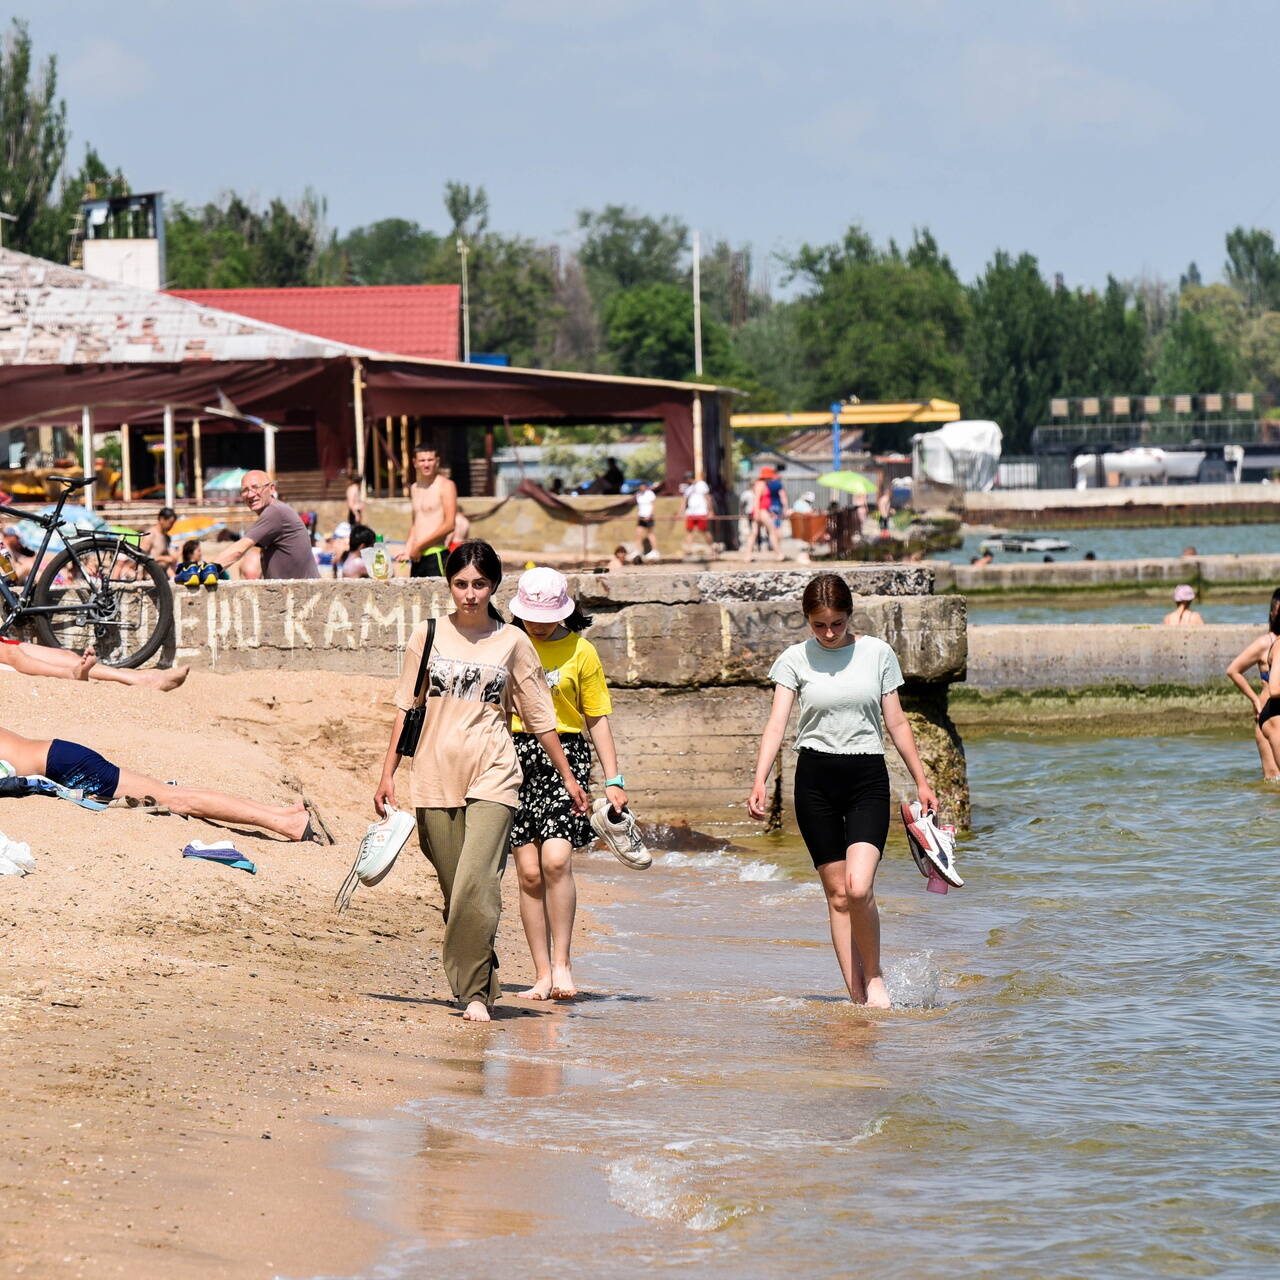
[863,977,892,1009]
[462,1000,491,1022]
[518,976,553,1000]
[550,965,577,1000]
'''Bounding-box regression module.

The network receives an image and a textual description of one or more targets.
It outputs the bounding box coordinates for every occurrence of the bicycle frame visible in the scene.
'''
[0,482,145,636]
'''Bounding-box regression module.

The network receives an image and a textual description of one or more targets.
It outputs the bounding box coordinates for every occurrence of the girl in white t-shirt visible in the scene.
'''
[747,573,938,1009]
[634,481,658,559]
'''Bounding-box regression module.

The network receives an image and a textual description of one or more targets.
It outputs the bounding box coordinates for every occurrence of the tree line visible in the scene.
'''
[2,19,1277,452]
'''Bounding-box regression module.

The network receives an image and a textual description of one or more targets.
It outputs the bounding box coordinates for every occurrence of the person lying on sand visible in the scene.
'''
[0,725,332,844]
[0,641,189,691]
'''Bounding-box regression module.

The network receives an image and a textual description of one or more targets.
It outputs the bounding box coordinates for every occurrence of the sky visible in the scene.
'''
[25,0,1280,291]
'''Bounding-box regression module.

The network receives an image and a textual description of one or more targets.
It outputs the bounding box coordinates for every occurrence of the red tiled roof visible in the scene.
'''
[167,285,461,360]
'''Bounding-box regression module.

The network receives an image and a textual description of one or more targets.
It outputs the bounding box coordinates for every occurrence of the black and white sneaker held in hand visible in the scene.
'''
[900,801,964,887]
[590,798,652,870]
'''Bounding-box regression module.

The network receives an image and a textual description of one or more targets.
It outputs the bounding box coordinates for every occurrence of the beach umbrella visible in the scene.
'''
[818,470,878,497]
[170,516,227,538]
[8,502,109,553]
[204,468,248,494]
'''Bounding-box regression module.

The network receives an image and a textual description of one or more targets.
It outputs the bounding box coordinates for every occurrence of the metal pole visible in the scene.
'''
[263,424,277,480]
[351,358,367,501]
[121,423,132,502]
[692,230,703,378]
[192,418,203,502]
[831,401,842,474]
[457,239,471,362]
[163,404,176,507]
[81,405,94,512]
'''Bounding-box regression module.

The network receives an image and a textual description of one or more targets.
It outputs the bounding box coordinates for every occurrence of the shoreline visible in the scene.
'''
[0,669,611,1279]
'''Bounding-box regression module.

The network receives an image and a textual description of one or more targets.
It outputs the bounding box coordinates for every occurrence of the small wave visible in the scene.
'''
[606,1154,755,1231]
[660,850,786,881]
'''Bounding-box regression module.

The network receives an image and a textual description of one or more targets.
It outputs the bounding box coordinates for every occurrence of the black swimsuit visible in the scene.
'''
[1258,645,1278,728]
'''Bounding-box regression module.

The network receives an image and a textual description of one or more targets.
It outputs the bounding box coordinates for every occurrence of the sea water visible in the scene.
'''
[313,730,1280,1279]
[938,522,1275,564]
[969,598,1268,626]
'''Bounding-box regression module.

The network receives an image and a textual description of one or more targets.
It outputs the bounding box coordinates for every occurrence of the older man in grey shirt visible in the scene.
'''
[209,470,319,579]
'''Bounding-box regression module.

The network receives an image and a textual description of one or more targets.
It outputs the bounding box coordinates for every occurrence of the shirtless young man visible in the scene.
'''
[398,445,457,578]
[140,508,178,571]
[0,724,326,842]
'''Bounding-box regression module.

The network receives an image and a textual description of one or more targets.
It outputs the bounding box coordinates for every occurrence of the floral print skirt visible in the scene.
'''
[510,731,594,849]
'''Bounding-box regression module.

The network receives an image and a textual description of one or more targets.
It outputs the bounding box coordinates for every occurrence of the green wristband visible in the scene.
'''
[604,775,625,788]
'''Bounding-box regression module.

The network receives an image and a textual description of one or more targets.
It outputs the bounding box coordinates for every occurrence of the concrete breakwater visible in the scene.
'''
[933,552,1280,596]
[966,624,1258,692]
[963,482,1280,529]
[168,567,969,836]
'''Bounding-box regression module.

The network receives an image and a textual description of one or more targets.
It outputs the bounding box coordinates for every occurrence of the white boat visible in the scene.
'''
[979,535,1073,553]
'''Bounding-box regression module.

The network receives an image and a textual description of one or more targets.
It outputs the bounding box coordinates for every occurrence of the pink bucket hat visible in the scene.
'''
[1173,584,1196,603]
[510,566,574,622]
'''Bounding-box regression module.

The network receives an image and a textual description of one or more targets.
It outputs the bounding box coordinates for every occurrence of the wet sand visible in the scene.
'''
[0,669,602,1278]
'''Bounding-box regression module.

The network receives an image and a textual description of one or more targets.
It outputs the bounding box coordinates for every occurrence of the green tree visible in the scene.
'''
[337,217,441,285]
[603,281,738,383]
[165,190,332,288]
[0,19,68,258]
[577,204,688,301]
[1153,308,1238,393]
[1225,226,1280,311]
[730,303,807,410]
[444,181,489,241]
[785,225,973,425]
[966,251,1060,451]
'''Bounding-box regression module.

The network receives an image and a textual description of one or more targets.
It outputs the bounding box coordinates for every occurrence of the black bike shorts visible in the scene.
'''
[793,748,890,867]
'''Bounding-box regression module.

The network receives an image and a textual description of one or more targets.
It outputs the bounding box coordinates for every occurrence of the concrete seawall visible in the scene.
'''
[963,483,1280,529]
[932,553,1280,596]
[966,624,1259,692]
[166,568,969,836]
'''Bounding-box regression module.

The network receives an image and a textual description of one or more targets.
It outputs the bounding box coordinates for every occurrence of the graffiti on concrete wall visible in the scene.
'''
[173,584,447,667]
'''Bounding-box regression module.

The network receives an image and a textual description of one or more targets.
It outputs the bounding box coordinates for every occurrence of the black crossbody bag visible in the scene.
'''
[395,618,437,757]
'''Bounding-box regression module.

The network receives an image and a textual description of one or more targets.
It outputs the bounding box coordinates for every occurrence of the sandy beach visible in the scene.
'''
[0,668,591,1278]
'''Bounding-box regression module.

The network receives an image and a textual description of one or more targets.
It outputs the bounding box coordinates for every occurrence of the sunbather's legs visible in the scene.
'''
[0,643,188,690]
[113,768,310,841]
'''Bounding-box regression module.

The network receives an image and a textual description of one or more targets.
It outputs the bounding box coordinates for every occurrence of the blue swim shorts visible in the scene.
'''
[46,738,121,800]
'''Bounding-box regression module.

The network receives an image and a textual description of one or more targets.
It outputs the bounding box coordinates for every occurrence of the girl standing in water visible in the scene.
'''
[1227,587,1280,780]
[375,541,588,1023]
[508,567,644,1001]
[747,573,938,1009]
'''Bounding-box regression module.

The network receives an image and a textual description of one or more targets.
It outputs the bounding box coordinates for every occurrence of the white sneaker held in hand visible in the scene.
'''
[590,798,652,870]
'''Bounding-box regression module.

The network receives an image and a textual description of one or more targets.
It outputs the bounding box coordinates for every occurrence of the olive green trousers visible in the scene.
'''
[416,801,515,1007]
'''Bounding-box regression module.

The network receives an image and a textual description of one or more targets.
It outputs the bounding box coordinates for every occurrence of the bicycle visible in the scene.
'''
[0,474,173,668]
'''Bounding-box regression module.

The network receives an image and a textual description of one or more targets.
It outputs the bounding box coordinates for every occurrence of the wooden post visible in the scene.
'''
[372,416,383,497]
[400,415,410,496]
[264,424,277,480]
[121,423,132,502]
[193,418,203,502]
[351,357,367,500]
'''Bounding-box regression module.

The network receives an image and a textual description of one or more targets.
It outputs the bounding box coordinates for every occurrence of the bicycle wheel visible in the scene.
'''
[32,537,174,668]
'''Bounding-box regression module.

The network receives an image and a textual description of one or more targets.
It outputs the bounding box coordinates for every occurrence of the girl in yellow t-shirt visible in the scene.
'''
[508,567,629,1001]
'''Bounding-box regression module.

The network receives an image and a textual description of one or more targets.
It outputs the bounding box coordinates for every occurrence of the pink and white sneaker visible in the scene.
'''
[900,801,964,888]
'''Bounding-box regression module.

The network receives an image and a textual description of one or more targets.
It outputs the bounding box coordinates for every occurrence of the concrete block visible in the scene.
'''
[966,623,1260,691]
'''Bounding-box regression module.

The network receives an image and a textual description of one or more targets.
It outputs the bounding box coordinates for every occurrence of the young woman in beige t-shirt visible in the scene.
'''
[375,541,588,1022]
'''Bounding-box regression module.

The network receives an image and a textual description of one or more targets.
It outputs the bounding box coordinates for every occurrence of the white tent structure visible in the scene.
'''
[912,419,1003,492]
